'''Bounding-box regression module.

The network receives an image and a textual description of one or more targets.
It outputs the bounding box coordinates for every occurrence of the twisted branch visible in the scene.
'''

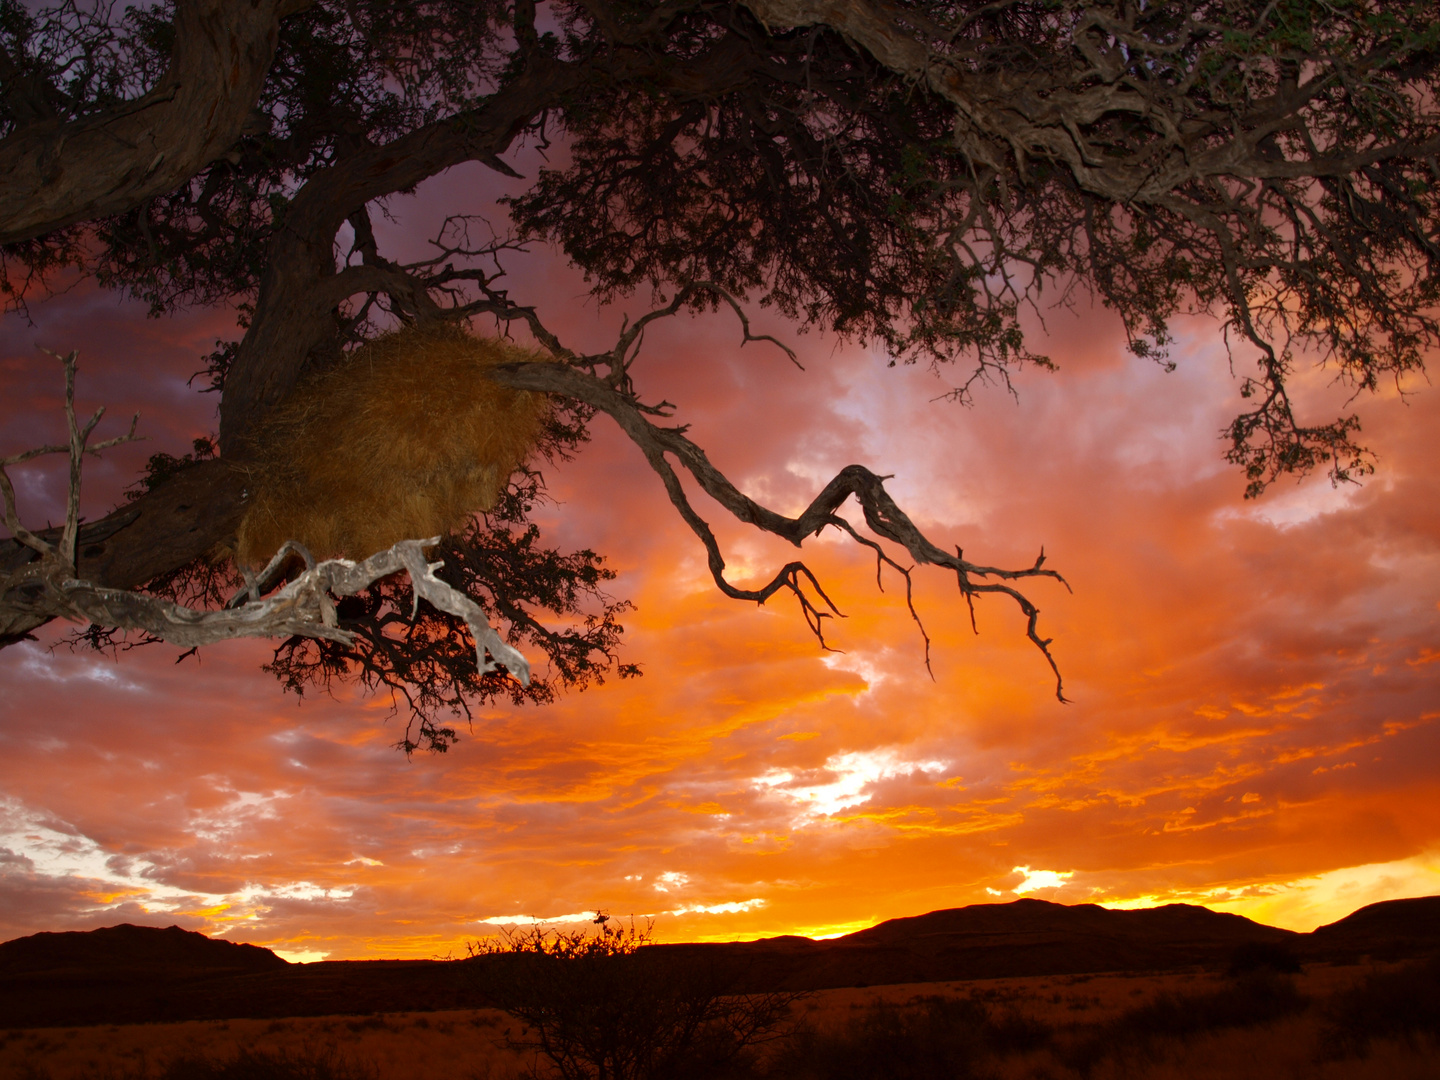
[347,231,1071,698]
[490,358,1071,701]
[0,353,529,684]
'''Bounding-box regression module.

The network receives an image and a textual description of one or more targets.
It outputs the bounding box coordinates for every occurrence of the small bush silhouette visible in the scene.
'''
[468,913,802,1080]
[15,1045,377,1080]
[1226,940,1303,976]
[156,1045,377,1080]
[1061,970,1307,1074]
[1113,970,1306,1039]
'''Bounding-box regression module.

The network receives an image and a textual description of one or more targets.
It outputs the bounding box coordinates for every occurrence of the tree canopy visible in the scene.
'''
[1,0,1436,750]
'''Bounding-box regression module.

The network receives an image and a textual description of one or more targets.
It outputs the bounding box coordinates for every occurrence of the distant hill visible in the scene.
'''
[0,924,297,1030]
[1306,895,1440,960]
[2,895,1435,1029]
[0,922,479,1029]
[654,898,1304,990]
[0,923,287,977]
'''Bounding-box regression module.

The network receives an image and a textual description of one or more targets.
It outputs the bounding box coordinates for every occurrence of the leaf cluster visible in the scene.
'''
[512,0,1440,488]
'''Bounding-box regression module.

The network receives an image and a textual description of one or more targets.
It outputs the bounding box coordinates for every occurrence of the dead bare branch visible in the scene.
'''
[490,357,1071,701]
[1,349,140,563]
[0,354,529,685]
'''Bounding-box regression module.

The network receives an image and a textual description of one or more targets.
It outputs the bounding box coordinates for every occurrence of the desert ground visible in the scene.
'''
[3,960,1436,1080]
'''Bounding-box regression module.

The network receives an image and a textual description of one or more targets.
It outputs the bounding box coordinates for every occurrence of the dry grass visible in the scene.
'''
[0,1009,527,1080]
[3,961,1436,1080]
[765,961,1437,1080]
[235,325,549,566]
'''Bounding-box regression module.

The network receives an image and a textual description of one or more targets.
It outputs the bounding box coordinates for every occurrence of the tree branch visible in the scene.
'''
[490,358,1071,700]
[1,353,528,686]
[8,535,529,684]
[216,47,588,453]
[0,0,312,245]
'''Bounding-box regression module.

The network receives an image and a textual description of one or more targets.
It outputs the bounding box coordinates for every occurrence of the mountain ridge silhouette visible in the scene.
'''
[3,894,1435,1028]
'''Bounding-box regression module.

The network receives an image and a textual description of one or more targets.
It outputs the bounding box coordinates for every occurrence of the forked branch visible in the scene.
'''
[0,354,530,684]
[490,358,1071,701]
[1,350,140,564]
[302,208,1072,700]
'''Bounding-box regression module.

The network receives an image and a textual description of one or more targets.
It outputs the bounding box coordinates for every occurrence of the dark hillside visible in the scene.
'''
[655,899,1302,990]
[1305,895,1440,960]
[2,896,1435,1028]
[0,923,287,977]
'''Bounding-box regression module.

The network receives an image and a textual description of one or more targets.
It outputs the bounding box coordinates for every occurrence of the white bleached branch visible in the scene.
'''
[0,352,529,684]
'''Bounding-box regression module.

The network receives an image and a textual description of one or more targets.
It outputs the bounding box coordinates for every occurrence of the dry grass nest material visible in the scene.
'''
[236,325,549,566]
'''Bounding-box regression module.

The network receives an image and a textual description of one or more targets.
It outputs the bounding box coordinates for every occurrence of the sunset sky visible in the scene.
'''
[1,160,1438,963]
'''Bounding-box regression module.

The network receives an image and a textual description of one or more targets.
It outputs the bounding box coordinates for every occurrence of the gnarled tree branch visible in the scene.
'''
[0,0,311,245]
[1,353,529,685]
[489,356,1071,700]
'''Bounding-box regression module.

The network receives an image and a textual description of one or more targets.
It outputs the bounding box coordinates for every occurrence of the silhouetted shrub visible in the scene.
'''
[983,1007,1053,1056]
[468,915,803,1080]
[21,1046,377,1080]
[1111,970,1305,1040]
[1319,956,1440,1059]
[1226,940,1303,976]
[1062,970,1308,1074]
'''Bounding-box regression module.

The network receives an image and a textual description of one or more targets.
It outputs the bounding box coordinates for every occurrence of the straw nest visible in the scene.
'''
[235,324,549,566]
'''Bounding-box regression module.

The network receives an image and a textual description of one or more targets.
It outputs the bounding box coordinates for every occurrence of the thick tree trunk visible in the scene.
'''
[0,0,309,246]
[217,52,585,453]
[2,50,590,646]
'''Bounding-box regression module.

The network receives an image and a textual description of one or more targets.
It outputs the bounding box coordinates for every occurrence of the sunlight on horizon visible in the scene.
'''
[1097,852,1440,932]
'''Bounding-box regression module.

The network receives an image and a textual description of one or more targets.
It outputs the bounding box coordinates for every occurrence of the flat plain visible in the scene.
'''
[3,960,1437,1080]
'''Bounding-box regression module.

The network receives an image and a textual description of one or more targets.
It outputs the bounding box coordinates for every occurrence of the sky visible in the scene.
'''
[1,163,1438,963]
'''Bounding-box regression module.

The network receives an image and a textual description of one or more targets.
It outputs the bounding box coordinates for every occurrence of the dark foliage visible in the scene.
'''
[66,403,637,753]
[124,436,219,501]
[1062,969,1307,1074]
[1226,940,1304,977]
[511,0,1440,497]
[12,1044,377,1080]
[5,0,1439,731]
[157,1046,377,1080]
[1107,971,1306,1040]
[264,468,639,753]
[468,915,803,1080]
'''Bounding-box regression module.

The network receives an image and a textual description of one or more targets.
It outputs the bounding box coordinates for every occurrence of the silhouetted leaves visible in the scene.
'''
[468,916,803,1080]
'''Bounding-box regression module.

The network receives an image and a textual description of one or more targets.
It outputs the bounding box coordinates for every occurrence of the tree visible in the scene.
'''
[1,0,1436,748]
[467,914,803,1079]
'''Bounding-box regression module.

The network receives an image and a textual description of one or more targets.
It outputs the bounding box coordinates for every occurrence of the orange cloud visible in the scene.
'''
[2,181,1438,958]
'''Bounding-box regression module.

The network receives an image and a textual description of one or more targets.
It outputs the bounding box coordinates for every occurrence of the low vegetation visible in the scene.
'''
[1318,955,1440,1061]
[765,994,1050,1080]
[4,958,1438,1080]
[465,915,804,1080]
[10,1044,377,1080]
